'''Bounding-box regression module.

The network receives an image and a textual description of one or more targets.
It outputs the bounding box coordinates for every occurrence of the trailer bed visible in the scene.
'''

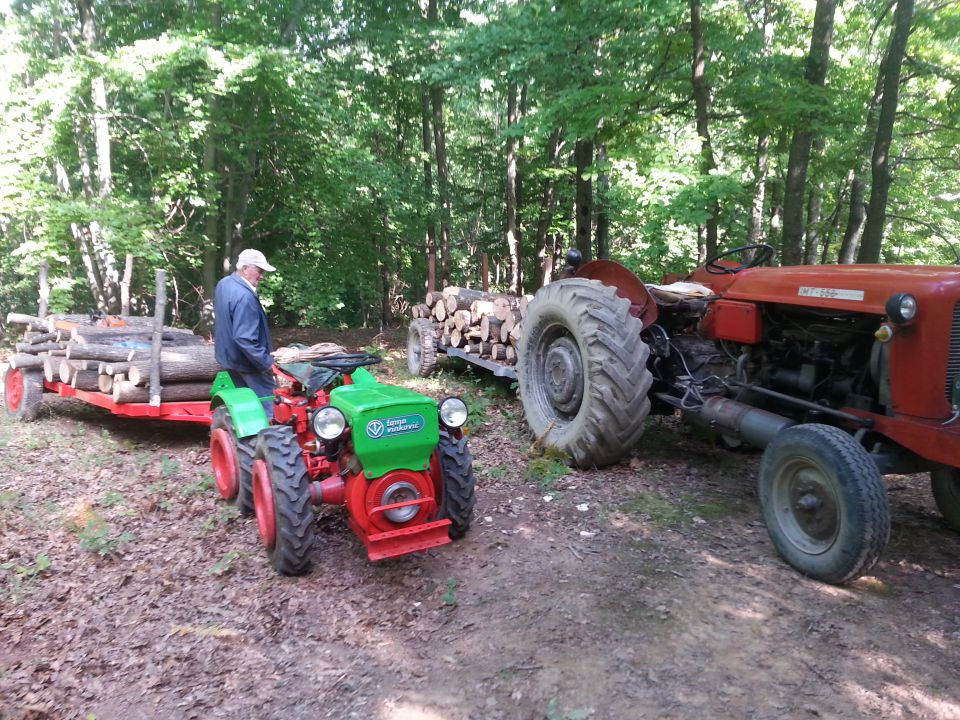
[43,380,213,425]
[439,345,517,380]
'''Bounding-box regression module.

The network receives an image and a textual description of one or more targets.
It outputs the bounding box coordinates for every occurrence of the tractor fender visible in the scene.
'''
[574,259,658,328]
[210,387,270,439]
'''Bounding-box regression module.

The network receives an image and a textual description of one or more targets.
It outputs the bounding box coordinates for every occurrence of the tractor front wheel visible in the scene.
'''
[517,279,652,468]
[252,426,314,576]
[435,434,477,539]
[407,319,438,377]
[209,406,255,515]
[3,368,43,422]
[930,467,960,531]
[759,424,890,584]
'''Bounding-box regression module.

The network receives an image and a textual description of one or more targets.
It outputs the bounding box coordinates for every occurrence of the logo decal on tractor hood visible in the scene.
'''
[798,286,865,301]
[366,414,425,439]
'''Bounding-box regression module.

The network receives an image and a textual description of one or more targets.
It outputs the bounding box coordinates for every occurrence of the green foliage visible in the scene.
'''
[441,577,458,607]
[75,516,134,556]
[524,448,570,490]
[1,553,51,603]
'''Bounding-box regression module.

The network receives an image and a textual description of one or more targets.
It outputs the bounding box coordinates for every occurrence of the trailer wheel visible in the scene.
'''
[759,424,890,584]
[517,278,652,468]
[253,426,314,576]
[930,468,960,531]
[209,406,255,516]
[434,434,476,539]
[3,368,43,422]
[407,319,438,377]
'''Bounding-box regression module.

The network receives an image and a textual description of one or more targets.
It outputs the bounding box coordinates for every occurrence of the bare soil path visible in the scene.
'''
[1,330,957,720]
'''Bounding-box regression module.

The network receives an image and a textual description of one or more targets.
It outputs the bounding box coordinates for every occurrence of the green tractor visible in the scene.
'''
[209,352,476,575]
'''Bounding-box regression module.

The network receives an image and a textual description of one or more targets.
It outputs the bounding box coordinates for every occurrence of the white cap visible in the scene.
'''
[236,249,276,272]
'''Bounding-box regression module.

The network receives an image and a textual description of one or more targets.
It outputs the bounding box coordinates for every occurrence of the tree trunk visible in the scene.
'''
[858,0,914,263]
[690,0,719,260]
[839,175,866,263]
[421,91,437,293]
[595,143,610,260]
[505,82,521,294]
[535,128,564,288]
[574,138,594,262]
[780,0,838,266]
[747,3,774,247]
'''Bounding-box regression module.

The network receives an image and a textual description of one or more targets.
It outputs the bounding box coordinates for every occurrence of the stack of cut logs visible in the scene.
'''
[410,287,534,365]
[5,312,219,403]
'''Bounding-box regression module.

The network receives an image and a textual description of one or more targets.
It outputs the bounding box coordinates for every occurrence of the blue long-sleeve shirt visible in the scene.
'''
[214,273,273,373]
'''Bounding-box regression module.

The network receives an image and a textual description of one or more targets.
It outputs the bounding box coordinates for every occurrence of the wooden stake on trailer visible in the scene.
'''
[121,253,133,316]
[150,269,166,407]
[38,261,49,319]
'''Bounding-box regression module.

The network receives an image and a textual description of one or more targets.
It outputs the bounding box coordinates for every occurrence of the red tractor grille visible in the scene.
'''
[947,302,960,402]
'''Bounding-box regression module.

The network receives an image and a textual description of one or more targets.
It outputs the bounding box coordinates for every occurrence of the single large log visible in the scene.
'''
[66,344,140,362]
[42,356,59,383]
[449,328,464,348]
[160,345,217,363]
[503,309,523,333]
[452,310,472,332]
[470,300,495,325]
[8,354,45,370]
[425,291,445,307]
[509,323,522,346]
[59,359,94,384]
[112,380,213,404]
[500,322,510,344]
[71,369,101,391]
[27,332,59,345]
[6,313,47,331]
[100,362,133,376]
[466,341,493,356]
[127,358,223,387]
[15,342,64,354]
[432,302,447,322]
[490,343,507,361]
[480,315,503,342]
[98,374,114,394]
[518,294,535,316]
[69,327,203,346]
[442,287,509,308]
[492,297,517,322]
[505,345,517,364]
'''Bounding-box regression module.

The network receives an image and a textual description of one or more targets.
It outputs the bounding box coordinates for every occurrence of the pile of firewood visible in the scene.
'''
[410,287,534,365]
[5,312,218,403]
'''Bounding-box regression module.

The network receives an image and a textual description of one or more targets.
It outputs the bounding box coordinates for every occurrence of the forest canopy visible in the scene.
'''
[0,0,958,329]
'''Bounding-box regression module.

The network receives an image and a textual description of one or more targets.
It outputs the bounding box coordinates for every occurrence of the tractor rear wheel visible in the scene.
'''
[435,434,476,539]
[407,319,438,377]
[252,426,314,576]
[759,424,890,584]
[517,279,652,468]
[930,467,960,531]
[209,406,255,516]
[3,367,43,422]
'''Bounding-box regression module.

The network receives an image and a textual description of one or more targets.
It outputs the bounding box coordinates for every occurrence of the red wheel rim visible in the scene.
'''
[210,428,238,500]
[5,369,23,411]
[252,459,276,549]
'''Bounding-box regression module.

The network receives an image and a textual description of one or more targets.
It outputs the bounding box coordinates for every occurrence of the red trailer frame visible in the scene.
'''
[42,379,212,425]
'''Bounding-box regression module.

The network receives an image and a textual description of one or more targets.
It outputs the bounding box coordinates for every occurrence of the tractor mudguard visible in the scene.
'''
[210,372,270,439]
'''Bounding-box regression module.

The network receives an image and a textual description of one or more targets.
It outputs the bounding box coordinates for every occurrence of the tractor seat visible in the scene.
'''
[277,362,339,395]
[646,281,716,311]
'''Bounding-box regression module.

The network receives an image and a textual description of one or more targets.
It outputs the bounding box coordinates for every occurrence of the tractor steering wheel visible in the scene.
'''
[310,353,382,374]
[705,243,775,275]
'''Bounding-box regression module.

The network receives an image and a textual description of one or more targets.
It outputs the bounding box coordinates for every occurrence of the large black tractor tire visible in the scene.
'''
[3,367,43,422]
[759,424,890,584]
[436,434,477,539]
[930,467,960,531]
[209,406,255,516]
[407,319,438,377]
[254,426,315,576]
[517,278,652,468]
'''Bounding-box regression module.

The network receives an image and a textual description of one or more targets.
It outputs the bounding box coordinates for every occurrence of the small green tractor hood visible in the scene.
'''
[330,371,439,479]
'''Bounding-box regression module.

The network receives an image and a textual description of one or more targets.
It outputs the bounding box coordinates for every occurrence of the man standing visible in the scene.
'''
[214,249,278,417]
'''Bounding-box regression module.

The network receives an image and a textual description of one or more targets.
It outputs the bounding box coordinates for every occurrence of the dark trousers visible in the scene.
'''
[227,369,277,419]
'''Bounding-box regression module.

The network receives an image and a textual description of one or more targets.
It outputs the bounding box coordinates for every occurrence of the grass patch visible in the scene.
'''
[524,447,571,490]
[622,490,744,527]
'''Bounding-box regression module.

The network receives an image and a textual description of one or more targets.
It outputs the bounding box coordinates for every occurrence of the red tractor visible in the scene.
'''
[209,353,476,574]
[515,245,960,583]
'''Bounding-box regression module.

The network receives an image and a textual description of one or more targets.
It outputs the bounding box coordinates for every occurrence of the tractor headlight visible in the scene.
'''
[312,406,346,440]
[381,481,420,523]
[885,293,918,324]
[439,396,468,428]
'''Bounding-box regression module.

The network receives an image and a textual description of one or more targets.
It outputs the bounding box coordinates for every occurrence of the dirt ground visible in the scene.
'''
[0,329,957,720]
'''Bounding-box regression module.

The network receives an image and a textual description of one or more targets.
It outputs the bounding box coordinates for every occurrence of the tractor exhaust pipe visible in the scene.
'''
[683,396,796,449]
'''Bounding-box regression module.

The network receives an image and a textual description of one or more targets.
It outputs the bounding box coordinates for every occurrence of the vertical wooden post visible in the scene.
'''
[38,261,49,318]
[149,269,166,407]
[120,253,133,316]
[481,252,489,292]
